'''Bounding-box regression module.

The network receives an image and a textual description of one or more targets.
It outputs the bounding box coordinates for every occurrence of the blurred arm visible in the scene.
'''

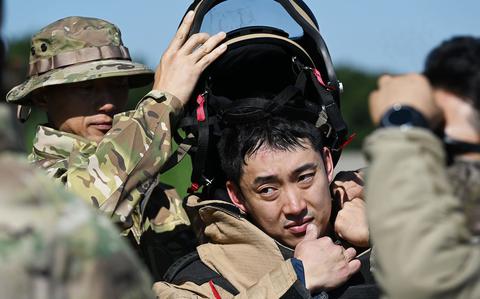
[365,128,480,299]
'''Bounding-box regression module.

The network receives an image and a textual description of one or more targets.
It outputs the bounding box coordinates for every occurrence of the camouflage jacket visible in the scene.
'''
[0,153,154,299]
[28,90,190,242]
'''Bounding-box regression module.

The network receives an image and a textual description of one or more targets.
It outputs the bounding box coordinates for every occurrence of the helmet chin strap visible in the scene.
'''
[444,135,480,161]
[16,105,31,123]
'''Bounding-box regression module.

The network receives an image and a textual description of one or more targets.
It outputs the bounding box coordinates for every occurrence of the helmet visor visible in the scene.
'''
[199,0,304,38]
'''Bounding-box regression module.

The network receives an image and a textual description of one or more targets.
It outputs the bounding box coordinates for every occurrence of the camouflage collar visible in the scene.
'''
[32,125,97,159]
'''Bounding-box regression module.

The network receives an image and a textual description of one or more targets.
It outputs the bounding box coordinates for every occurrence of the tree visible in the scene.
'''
[337,66,379,149]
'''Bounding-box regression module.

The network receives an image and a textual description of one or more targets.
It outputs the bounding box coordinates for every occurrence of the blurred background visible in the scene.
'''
[3,0,479,192]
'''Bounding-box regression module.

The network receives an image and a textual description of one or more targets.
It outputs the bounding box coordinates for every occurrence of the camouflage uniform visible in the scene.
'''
[0,107,155,299]
[6,17,193,279]
[27,91,190,242]
[0,104,23,152]
[6,17,153,104]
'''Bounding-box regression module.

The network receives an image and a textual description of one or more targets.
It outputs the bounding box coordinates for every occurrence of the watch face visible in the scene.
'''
[389,108,412,125]
[380,105,429,128]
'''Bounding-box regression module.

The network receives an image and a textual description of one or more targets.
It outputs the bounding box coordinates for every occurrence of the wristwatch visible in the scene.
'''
[379,104,430,129]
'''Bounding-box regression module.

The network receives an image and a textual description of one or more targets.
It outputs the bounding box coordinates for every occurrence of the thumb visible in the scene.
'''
[304,223,319,241]
[347,259,362,276]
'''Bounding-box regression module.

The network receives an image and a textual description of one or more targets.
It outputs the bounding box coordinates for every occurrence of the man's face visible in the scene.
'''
[227,140,334,248]
[37,77,129,143]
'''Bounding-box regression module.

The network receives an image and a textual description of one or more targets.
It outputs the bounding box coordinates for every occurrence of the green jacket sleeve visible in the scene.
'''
[364,128,480,299]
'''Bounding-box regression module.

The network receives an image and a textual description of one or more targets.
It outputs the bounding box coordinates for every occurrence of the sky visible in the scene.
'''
[4,0,480,74]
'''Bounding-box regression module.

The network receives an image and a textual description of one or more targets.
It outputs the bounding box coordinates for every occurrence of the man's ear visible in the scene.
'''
[322,147,334,183]
[226,180,247,213]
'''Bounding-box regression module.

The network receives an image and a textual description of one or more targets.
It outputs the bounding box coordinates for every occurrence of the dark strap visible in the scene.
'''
[190,94,211,188]
[178,115,219,130]
[306,70,348,149]
[293,62,348,150]
[220,86,302,125]
[221,97,271,124]
[444,136,480,155]
[159,133,195,174]
[268,85,303,113]
[164,251,239,295]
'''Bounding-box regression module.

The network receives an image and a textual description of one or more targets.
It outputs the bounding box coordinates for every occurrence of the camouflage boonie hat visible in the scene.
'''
[6,16,154,105]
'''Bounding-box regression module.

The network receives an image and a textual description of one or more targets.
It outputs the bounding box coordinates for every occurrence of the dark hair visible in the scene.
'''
[424,36,480,110]
[217,116,324,185]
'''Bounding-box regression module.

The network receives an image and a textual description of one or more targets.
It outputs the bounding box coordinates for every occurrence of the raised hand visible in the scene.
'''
[369,73,442,127]
[294,223,361,292]
[331,170,370,247]
[153,10,227,105]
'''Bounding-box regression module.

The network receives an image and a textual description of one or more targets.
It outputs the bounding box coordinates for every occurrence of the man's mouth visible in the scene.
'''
[92,123,112,131]
[285,217,314,234]
[90,118,113,133]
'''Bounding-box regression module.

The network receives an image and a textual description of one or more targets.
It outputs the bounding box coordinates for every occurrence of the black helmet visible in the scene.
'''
[174,0,350,194]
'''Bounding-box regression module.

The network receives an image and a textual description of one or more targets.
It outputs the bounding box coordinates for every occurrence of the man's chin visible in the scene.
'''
[84,130,106,143]
[278,234,305,249]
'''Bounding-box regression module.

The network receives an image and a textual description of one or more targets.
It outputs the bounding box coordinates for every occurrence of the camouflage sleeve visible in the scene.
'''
[65,90,184,228]
[0,154,154,299]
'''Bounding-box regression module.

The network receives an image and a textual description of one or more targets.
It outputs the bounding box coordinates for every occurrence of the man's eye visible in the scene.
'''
[259,187,276,196]
[299,172,315,183]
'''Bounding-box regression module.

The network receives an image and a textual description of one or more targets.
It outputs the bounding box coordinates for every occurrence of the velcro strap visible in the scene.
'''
[28,45,131,76]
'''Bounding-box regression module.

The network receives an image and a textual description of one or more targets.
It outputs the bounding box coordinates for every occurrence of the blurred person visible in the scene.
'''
[5,13,227,279]
[365,36,480,299]
[154,116,377,299]
[425,37,480,237]
[0,92,154,299]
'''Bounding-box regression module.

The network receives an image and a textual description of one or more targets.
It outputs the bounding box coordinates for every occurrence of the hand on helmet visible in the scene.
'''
[153,10,227,105]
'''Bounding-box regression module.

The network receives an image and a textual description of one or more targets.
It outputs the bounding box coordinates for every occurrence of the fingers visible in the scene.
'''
[378,74,392,87]
[347,259,362,274]
[304,223,320,241]
[343,247,357,261]
[331,170,364,209]
[153,12,228,105]
[368,90,381,124]
[344,247,361,276]
[191,31,227,62]
[179,32,211,55]
[332,186,347,208]
[333,170,357,182]
[197,43,227,71]
[168,10,195,52]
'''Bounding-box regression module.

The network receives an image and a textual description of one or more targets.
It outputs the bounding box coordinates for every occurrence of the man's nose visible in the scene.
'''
[283,188,307,216]
[95,90,117,114]
[98,101,116,114]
